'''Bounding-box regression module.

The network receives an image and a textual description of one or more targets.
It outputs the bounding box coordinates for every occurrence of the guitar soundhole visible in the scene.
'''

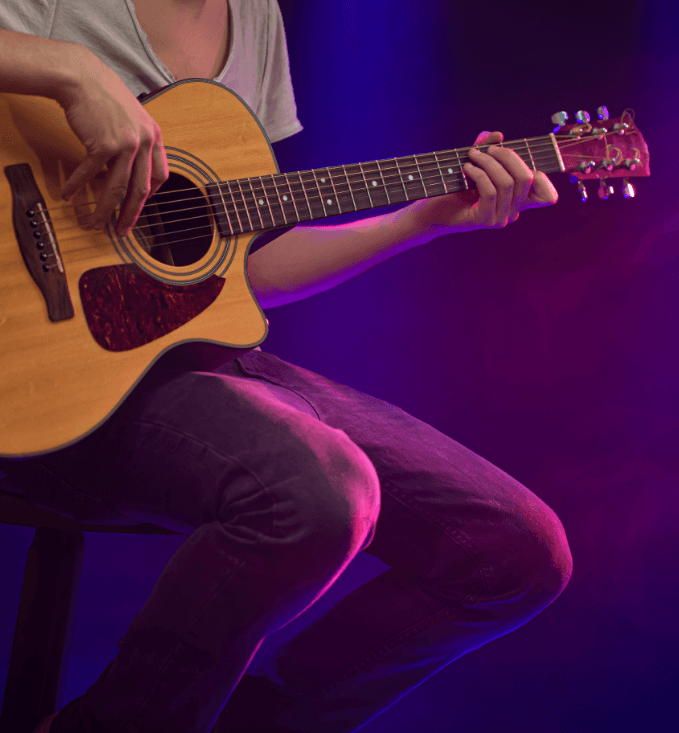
[134,172,213,266]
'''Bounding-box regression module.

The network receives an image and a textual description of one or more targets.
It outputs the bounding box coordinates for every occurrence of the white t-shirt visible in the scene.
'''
[0,0,303,143]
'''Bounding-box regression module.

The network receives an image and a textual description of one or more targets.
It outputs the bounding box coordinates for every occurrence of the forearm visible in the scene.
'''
[247,205,437,308]
[0,28,86,104]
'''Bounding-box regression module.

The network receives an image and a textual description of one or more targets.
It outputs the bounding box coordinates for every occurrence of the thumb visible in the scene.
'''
[474,130,503,145]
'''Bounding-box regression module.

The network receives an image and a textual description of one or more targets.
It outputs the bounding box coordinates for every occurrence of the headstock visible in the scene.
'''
[552,107,649,201]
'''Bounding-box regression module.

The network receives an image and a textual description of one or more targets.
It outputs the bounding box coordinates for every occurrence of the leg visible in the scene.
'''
[216,351,573,732]
[11,363,381,733]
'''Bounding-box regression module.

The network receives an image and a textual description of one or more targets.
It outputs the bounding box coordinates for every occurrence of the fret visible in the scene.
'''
[454,150,469,190]
[225,180,246,232]
[284,172,310,223]
[358,162,375,207]
[255,177,275,230]
[299,170,325,218]
[205,182,235,237]
[327,165,352,214]
[433,152,448,193]
[262,175,286,226]
[375,160,391,204]
[214,181,236,233]
[314,168,338,217]
[415,154,446,198]
[393,158,410,200]
[523,139,536,170]
[293,171,314,222]
[413,155,428,196]
[311,170,327,217]
[341,163,367,211]
[397,156,427,200]
[359,161,390,209]
[276,173,298,223]
[341,165,358,210]
[236,179,256,232]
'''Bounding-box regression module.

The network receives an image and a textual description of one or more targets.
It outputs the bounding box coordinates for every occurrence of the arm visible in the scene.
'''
[0,28,84,104]
[247,206,432,309]
[248,131,559,309]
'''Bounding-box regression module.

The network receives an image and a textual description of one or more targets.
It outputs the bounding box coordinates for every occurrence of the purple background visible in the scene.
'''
[2,1,678,731]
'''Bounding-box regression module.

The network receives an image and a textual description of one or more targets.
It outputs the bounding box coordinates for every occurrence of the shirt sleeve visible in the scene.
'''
[256,0,303,143]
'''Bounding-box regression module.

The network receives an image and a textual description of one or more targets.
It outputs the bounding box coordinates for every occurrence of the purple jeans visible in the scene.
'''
[8,349,572,732]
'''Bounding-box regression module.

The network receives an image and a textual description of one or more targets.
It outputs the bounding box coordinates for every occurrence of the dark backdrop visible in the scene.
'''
[2,1,678,731]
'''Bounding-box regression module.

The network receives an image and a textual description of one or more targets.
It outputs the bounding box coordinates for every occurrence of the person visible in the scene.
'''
[0,1,573,732]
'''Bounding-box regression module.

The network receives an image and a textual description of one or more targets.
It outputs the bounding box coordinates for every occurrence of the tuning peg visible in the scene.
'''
[551,111,569,126]
[575,110,591,124]
[598,179,614,199]
[571,178,588,202]
[622,178,636,198]
[597,106,610,120]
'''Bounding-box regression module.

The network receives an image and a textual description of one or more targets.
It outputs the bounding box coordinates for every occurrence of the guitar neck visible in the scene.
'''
[208,134,564,235]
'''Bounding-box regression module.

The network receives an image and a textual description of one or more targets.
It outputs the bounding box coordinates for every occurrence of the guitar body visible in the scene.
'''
[0,80,272,457]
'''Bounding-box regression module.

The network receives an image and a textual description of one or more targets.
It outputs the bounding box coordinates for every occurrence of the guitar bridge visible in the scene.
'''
[4,163,74,322]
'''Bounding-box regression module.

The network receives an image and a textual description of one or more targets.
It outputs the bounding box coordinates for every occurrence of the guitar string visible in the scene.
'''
[55,132,630,259]
[52,139,562,241]
[46,134,634,265]
[51,130,631,240]
[54,144,564,264]
[49,119,636,227]
[50,136,564,220]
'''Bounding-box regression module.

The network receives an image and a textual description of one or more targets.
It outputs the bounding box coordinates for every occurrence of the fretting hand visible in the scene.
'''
[404,130,558,238]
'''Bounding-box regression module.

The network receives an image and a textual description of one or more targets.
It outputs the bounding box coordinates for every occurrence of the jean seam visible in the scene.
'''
[234,362,323,422]
[380,478,496,595]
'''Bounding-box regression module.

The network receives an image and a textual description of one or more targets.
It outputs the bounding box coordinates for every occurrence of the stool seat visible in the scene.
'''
[0,474,182,733]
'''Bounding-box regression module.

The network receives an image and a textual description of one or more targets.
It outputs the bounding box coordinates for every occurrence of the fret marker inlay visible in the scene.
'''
[283,195,288,201]
[408,174,414,180]
[258,199,264,205]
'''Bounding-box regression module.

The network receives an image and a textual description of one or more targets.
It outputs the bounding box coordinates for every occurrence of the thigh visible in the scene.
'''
[234,350,570,598]
[5,360,365,535]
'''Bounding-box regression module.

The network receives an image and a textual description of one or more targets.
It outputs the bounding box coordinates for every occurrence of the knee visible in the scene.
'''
[269,426,381,567]
[491,495,573,609]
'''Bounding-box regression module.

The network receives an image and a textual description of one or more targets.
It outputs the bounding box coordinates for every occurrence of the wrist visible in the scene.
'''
[389,200,442,247]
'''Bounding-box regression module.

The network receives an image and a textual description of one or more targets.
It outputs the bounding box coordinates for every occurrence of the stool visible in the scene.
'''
[0,474,182,733]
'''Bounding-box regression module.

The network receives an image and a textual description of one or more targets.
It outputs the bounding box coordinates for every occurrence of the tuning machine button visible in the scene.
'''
[622,178,636,198]
[575,110,591,123]
[551,111,569,126]
[597,106,610,120]
[570,176,588,202]
[598,179,614,199]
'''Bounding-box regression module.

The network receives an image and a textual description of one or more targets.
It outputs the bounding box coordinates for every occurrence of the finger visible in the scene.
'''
[149,133,170,199]
[87,143,140,231]
[467,147,514,225]
[114,143,153,236]
[524,171,559,209]
[486,145,535,221]
[474,130,503,146]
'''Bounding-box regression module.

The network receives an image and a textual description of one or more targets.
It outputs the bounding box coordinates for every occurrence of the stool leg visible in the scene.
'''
[0,527,84,733]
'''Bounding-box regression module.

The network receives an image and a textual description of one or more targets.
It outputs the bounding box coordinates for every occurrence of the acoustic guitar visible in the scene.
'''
[0,79,649,457]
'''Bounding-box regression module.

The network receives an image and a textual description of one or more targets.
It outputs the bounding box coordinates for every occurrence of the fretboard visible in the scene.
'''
[205,134,564,236]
